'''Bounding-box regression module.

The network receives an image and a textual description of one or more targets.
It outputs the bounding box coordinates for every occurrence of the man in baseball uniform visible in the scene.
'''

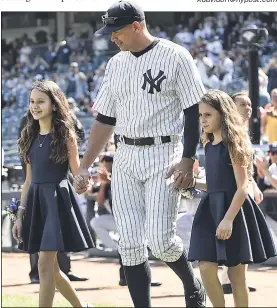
[74,1,206,307]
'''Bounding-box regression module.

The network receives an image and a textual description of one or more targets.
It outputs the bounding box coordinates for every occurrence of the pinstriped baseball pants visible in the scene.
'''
[111,140,184,266]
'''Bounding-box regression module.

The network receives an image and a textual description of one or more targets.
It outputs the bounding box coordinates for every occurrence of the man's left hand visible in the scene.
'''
[165,157,194,189]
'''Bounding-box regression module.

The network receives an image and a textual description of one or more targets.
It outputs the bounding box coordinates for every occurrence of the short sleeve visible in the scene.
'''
[93,58,116,118]
[176,48,206,109]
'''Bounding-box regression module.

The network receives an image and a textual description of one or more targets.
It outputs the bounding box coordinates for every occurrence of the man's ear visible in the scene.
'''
[132,21,141,33]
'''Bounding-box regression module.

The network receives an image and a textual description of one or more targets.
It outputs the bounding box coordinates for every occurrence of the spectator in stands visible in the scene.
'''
[83,167,100,245]
[202,57,220,89]
[19,40,32,65]
[89,63,105,100]
[216,50,234,79]
[66,62,87,102]
[245,12,262,27]
[90,153,117,251]
[30,55,49,78]
[194,22,206,40]
[233,52,248,81]
[66,29,79,52]
[7,95,16,108]
[206,36,223,65]
[215,19,225,42]
[263,54,277,93]
[261,88,277,144]
[203,17,213,39]
[43,43,56,70]
[68,97,86,145]
[52,72,67,93]
[55,40,71,73]
[195,49,209,87]
[174,26,195,50]
[92,35,109,70]
[256,143,277,190]
[259,68,271,108]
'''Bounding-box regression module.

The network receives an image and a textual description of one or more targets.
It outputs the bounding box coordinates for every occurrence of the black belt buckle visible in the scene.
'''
[133,138,142,146]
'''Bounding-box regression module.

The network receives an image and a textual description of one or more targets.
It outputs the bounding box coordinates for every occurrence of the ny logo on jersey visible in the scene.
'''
[141,69,166,94]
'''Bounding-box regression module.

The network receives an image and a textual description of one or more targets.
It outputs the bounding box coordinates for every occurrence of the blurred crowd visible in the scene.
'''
[2,12,277,110]
[1,11,277,169]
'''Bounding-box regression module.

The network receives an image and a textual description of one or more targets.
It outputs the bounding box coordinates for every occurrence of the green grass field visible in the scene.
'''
[2,294,118,307]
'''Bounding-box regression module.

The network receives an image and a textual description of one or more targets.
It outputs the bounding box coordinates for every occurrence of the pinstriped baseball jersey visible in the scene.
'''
[93,38,205,138]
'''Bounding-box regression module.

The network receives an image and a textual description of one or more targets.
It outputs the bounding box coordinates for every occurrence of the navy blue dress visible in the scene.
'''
[19,133,95,254]
[188,141,276,267]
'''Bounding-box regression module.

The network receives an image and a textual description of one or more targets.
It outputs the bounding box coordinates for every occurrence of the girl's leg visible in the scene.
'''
[199,261,225,307]
[38,251,57,307]
[227,264,248,307]
[54,254,85,307]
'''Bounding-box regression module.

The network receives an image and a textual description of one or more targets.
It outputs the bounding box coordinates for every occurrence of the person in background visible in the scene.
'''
[256,143,277,190]
[68,97,85,146]
[90,154,117,251]
[55,40,71,73]
[261,88,277,144]
[263,54,277,93]
[66,62,88,102]
[258,68,271,108]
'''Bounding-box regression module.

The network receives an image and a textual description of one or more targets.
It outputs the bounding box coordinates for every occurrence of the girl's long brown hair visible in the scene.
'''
[18,80,75,164]
[201,90,253,178]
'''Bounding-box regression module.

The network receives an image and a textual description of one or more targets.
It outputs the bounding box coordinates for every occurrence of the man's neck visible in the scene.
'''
[130,33,155,53]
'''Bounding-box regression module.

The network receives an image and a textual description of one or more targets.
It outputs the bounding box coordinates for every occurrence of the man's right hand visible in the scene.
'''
[73,168,90,194]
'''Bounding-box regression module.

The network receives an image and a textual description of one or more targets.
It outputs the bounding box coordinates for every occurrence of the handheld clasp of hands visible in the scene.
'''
[73,166,111,194]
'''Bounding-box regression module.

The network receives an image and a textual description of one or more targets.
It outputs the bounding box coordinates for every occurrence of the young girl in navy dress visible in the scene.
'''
[12,80,94,307]
[188,90,276,307]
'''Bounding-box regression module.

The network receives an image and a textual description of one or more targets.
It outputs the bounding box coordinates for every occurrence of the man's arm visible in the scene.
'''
[182,104,200,159]
[80,57,116,170]
[74,57,116,194]
[166,48,204,188]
